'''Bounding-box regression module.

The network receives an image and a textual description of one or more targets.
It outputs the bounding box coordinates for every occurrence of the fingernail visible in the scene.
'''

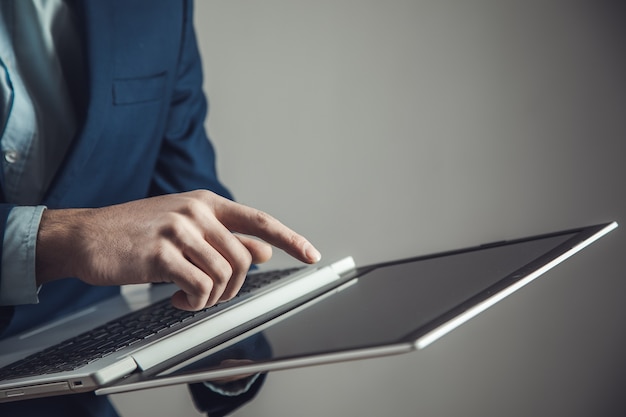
[304,242,322,263]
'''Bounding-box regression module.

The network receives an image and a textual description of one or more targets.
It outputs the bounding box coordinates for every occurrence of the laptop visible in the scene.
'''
[0,221,618,402]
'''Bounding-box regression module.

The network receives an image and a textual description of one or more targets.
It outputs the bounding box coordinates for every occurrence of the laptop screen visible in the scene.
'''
[262,233,575,356]
[158,231,577,375]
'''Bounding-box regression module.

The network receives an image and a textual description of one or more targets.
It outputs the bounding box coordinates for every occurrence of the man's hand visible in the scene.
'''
[35,190,321,311]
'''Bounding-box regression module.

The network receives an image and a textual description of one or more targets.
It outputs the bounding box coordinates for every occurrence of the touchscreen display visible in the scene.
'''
[171,232,576,374]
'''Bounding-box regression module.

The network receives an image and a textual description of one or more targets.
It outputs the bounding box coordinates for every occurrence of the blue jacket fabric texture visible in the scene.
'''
[0,1,264,415]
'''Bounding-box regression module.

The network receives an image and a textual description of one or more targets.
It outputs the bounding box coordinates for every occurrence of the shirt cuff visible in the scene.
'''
[0,206,46,305]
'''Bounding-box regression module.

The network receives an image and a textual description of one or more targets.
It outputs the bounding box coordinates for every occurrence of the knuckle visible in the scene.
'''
[213,262,234,285]
[200,259,232,300]
[190,189,217,204]
[253,210,274,230]
[158,213,186,239]
[226,257,250,287]
[191,189,210,198]
[195,278,213,297]
[184,275,213,306]
[177,197,206,219]
[221,273,246,301]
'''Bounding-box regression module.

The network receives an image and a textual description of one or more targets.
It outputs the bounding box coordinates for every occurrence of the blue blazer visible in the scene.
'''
[0,0,233,335]
[0,1,264,416]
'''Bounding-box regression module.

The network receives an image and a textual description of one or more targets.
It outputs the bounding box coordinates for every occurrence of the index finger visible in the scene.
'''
[214,199,321,264]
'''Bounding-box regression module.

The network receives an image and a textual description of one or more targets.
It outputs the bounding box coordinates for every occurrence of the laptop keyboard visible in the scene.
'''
[0,267,303,382]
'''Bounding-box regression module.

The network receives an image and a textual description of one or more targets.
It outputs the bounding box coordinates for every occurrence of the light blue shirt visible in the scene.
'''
[0,0,78,305]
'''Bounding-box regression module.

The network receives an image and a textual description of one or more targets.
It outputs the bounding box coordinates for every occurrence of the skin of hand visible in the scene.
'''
[35,190,321,311]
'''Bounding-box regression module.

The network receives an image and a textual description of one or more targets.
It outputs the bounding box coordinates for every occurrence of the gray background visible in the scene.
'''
[112,1,626,416]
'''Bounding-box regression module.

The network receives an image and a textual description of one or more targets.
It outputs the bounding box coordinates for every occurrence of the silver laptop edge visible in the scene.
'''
[414,220,618,349]
[95,221,618,396]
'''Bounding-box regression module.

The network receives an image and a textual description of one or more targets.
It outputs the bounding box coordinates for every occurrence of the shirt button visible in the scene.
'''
[4,150,19,164]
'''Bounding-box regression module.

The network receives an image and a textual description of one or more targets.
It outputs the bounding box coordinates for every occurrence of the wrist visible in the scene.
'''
[35,208,90,286]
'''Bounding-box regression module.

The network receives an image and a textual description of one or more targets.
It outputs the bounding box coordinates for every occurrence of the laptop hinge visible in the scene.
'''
[130,259,353,371]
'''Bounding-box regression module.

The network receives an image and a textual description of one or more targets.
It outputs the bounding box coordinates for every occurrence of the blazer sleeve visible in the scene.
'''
[187,332,272,417]
[148,0,232,201]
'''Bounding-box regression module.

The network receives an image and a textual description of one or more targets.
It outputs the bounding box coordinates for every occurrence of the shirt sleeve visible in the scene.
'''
[0,205,45,305]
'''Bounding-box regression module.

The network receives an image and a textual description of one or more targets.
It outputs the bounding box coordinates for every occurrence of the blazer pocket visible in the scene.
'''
[112,72,166,105]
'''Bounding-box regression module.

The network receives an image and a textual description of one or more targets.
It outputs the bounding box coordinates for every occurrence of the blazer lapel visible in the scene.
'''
[44,0,113,207]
